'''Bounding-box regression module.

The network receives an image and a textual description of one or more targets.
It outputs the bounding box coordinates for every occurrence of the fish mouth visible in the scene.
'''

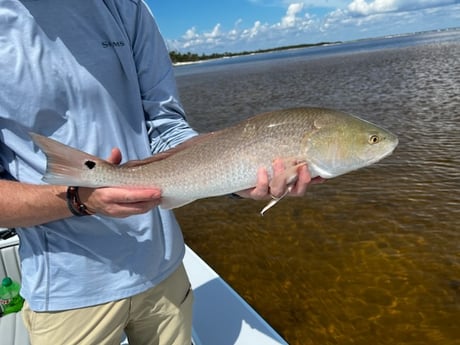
[387,136,399,155]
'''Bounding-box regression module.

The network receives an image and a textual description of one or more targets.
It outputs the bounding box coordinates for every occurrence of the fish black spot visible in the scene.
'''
[85,160,96,170]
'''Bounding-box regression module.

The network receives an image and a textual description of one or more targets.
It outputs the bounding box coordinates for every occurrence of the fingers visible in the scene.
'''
[233,167,269,200]
[268,159,290,198]
[107,148,122,165]
[79,187,162,218]
[249,167,270,200]
[234,158,315,201]
[269,159,311,198]
[287,163,311,196]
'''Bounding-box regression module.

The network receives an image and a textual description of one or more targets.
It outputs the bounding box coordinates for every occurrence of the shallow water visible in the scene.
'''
[174,33,460,345]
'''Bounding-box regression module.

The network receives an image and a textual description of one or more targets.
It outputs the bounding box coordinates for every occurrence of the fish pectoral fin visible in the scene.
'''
[260,185,293,215]
[270,160,307,187]
[260,161,306,215]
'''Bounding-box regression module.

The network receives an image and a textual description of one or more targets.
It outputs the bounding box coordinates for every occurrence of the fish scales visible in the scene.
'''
[109,108,322,204]
[31,107,398,211]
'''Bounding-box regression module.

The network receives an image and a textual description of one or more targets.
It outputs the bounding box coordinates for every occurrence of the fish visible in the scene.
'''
[30,107,398,214]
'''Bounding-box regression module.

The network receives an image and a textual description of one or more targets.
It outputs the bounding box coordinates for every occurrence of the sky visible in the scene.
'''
[146,0,460,54]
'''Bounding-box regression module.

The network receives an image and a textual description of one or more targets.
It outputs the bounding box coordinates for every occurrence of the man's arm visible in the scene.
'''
[0,149,162,228]
[0,142,316,228]
[0,180,70,228]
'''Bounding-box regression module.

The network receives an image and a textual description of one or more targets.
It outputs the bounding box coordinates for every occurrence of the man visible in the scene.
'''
[0,1,312,344]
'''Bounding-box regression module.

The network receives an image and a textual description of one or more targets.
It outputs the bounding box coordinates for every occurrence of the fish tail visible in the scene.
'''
[30,133,111,187]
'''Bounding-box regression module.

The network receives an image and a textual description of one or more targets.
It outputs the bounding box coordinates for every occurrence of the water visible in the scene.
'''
[174,29,459,77]
[173,30,460,345]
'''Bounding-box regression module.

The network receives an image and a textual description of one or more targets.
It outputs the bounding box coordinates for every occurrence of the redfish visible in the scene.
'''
[31,107,398,213]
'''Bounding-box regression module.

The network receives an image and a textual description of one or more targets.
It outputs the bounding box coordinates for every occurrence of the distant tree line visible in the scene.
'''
[169,42,340,64]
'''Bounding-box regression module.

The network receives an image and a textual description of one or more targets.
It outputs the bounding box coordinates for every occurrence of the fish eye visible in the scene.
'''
[368,134,380,144]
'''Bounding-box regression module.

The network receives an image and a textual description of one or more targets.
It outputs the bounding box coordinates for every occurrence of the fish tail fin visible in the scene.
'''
[30,133,111,187]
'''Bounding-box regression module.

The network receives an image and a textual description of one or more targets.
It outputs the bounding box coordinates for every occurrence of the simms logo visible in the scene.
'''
[101,41,125,48]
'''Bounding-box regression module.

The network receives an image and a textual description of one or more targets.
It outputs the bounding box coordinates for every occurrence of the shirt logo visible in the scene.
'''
[101,41,125,48]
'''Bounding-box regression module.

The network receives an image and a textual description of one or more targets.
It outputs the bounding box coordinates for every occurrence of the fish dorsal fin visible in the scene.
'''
[120,132,215,168]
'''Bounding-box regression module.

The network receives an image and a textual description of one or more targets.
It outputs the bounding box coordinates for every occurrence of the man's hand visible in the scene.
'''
[235,158,323,200]
[77,148,162,218]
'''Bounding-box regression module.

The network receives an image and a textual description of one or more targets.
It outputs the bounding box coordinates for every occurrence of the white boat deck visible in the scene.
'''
[1,231,287,345]
[184,246,288,345]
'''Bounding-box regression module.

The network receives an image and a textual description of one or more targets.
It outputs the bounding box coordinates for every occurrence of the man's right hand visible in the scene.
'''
[78,148,162,218]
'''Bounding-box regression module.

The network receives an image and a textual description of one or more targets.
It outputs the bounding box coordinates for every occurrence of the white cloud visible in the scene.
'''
[348,0,397,15]
[347,0,459,16]
[280,3,304,28]
[323,1,459,38]
[204,24,222,39]
[183,27,198,40]
[167,0,460,53]
[241,20,271,40]
[283,0,349,8]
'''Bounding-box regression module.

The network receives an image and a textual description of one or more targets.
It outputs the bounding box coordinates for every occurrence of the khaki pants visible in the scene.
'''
[22,264,193,345]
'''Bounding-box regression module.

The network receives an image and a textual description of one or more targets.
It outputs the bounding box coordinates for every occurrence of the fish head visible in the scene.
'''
[302,112,399,178]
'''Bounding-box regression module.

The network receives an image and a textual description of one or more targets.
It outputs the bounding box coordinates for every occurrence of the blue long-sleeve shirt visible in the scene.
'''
[0,0,197,311]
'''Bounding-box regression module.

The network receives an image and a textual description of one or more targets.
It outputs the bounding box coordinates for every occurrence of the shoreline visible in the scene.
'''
[171,27,460,66]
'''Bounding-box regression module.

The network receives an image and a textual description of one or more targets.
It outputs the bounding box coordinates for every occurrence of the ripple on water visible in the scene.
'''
[176,38,460,345]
